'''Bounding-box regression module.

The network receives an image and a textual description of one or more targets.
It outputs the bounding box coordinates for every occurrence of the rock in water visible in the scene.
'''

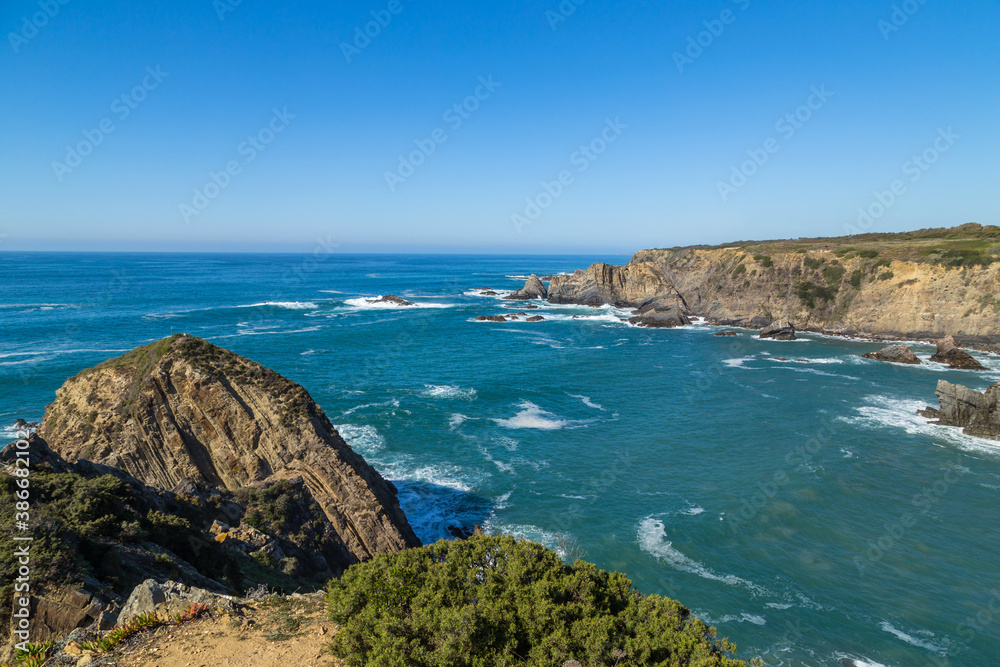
[526,315,545,322]
[505,274,548,300]
[759,319,796,340]
[929,335,985,370]
[628,305,691,328]
[862,344,922,365]
[38,335,420,563]
[918,380,1000,440]
[366,294,414,306]
[476,315,508,322]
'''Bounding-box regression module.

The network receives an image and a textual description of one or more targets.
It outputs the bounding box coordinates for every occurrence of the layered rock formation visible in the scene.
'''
[628,299,691,328]
[505,274,548,300]
[862,345,922,365]
[38,335,420,564]
[919,380,1000,440]
[367,295,414,306]
[759,319,796,340]
[929,335,986,370]
[546,226,1000,347]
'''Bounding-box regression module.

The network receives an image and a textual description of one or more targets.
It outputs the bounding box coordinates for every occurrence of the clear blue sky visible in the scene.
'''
[2,0,998,253]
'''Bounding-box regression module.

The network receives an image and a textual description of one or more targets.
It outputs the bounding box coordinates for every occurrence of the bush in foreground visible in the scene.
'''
[326,535,752,667]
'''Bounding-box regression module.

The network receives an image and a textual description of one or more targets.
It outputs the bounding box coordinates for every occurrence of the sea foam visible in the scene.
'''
[492,401,568,430]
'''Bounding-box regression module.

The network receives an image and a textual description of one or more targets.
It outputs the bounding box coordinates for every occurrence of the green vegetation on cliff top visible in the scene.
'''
[327,535,755,667]
[650,223,1000,267]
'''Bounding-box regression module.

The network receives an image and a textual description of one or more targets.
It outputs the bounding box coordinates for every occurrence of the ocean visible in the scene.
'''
[1,252,998,666]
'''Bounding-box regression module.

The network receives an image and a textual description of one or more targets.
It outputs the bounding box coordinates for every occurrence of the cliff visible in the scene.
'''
[548,224,1000,347]
[37,335,420,564]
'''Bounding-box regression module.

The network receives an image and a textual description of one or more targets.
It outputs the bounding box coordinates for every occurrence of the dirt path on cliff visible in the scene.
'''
[111,594,342,667]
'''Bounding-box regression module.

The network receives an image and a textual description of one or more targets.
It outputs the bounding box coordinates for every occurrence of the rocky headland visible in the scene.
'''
[1,335,420,649]
[546,224,1000,350]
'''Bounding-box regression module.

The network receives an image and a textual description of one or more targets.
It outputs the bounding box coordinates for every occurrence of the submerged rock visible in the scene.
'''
[862,344,922,365]
[476,315,508,322]
[505,274,548,300]
[759,319,796,340]
[919,380,1000,440]
[367,294,415,306]
[929,336,985,370]
[714,331,738,337]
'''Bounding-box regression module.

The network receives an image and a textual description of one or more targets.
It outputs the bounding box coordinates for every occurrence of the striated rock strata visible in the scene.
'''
[505,275,548,300]
[919,380,1000,440]
[38,335,420,564]
[546,225,1000,348]
[929,335,986,370]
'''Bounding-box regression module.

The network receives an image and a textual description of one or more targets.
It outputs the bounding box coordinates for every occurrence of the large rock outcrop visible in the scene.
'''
[628,298,691,328]
[505,275,548,300]
[918,380,1000,440]
[862,344,922,365]
[545,225,1000,348]
[38,335,420,563]
[759,319,797,340]
[929,335,986,370]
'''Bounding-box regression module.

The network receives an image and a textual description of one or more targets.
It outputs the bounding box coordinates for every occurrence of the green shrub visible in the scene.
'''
[878,271,895,281]
[753,254,773,268]
[804,257,825,270]
[732,263,747,278]
[823,266,847,285]
[326,536,750,667]
[857,250,879,259]
[874,259,891,268]
[850,270,863,289]
[794,281,837,309]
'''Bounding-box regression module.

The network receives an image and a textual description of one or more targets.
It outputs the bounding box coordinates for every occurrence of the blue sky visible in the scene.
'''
[1,0,998,253]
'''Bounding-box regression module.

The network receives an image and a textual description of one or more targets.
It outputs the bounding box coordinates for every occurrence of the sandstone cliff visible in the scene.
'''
[38,335,420,564]
[548,225,1000,348]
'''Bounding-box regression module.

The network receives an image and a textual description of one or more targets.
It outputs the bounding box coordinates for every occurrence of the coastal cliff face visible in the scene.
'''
[549,226,1000,346]
[38,335,420,563]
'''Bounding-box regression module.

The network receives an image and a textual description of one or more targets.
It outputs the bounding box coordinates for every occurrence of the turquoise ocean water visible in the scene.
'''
[1,252,998,666]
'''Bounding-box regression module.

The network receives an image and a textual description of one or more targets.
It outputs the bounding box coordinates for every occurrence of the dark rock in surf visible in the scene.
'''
[759,319,796,340]
[862,344,922,365]
[929,336,985,370]
[918,380,1000,440]
[505,275,548,301]
[367,295,415,307]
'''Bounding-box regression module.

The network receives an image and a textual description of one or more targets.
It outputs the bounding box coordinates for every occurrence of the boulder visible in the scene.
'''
[862,344,922,365]
[526,315,545,322]
[919,380,1000,440]
[629,306,691,329]
[759,319,796,340]
[366,295,414,306]
[505,275,548,300]
[930,338,986,370]
[476,315,508,323]
[714,331,738,337]
[119,580,235,625]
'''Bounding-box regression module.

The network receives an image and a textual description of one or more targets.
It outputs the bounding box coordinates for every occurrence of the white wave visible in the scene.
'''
[300,349,316,356]
[335,424,386,454]
[694,611,767,626]
[463,289,514,299]
[879,621,948,655]
[210,326,323,339]
[238,301,318,310]
[477,446,514,474]
[346,296,452,310]
[448,413,474,429]
[1,423,36,442]
[342,399,399,417]
[765,602,793,610]
[723,356,755,368]
[493,435,519,451]
[492,401,568,430]
[834,655,893,667]
[387,463,476,493]
[845,395,1000,457]
[568,394,604,410]
[482,520,569,556]
[492,490,513,510]
[841,449,854,458]
[768,357,845,365]
[423,385,477,400]
[682,506,706,516]
[637,518,766,594]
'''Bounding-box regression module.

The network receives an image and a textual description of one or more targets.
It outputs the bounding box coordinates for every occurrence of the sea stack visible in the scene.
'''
[38,334,421,563]
[919,380,1000,440]
[505,274,548,300]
